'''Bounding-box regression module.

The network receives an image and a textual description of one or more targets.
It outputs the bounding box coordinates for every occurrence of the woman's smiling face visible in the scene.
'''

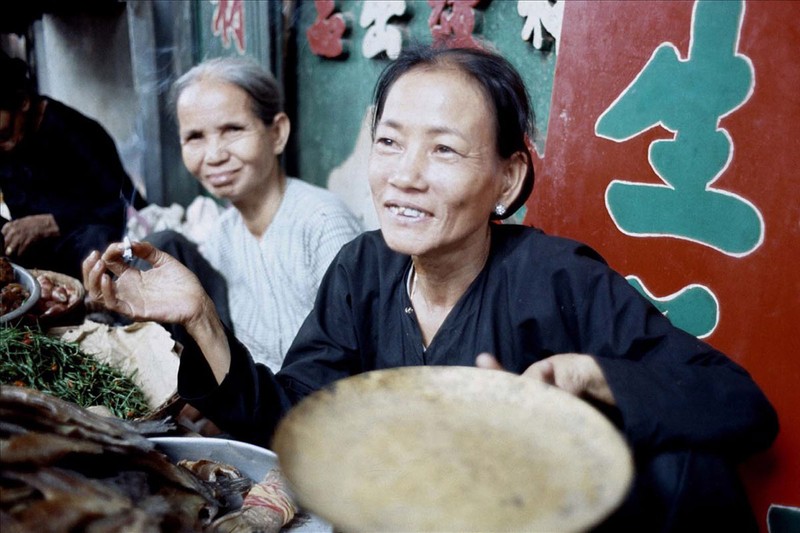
[368,67,511,260]
[177,79,282,205]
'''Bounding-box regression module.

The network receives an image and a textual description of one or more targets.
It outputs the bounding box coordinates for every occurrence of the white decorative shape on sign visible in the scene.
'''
[518,0,565,54]
[360,0,406,59]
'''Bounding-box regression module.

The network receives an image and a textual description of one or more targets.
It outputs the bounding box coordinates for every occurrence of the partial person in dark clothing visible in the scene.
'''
[83,45,778,531]
[0,52,145,278]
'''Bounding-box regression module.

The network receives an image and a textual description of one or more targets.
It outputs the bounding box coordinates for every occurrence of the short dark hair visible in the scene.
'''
[370,45,535,219]
[0,52,33,111]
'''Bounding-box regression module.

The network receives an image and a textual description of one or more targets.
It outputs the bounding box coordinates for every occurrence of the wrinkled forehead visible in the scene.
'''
[396,62,492,104]
[384,65,497,124]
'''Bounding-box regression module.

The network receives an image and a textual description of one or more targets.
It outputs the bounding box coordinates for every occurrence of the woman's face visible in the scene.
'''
[177,79,284,205]
[369,68,516,260]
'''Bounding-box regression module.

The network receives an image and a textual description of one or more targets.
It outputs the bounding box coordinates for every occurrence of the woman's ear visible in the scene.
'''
[498,150,529,209]
[270,112,291,155]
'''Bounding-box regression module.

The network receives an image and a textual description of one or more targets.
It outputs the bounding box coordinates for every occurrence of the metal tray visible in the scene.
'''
[1,263,41,323]
[150,436,332,532]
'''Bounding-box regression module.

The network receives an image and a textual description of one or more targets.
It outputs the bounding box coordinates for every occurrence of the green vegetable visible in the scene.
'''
[0,325,150,419]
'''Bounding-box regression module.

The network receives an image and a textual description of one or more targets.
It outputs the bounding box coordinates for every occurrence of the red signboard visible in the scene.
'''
[526,0,799,521]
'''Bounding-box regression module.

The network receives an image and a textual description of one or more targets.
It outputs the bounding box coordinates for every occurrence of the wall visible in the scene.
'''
[12,1,193,208]
[530,1,798,523]
[31,8,144,196]
[35,12,135,148]
[293,0,558,228]
[288,0,799,528]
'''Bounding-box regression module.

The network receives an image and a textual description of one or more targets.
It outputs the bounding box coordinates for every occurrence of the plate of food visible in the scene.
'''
[0,258,40,323]
[30,269,85,322]
[151,436,280,484]
[151,437,332,532]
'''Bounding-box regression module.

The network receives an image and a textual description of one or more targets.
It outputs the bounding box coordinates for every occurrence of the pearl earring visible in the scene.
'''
[494,203,507,216]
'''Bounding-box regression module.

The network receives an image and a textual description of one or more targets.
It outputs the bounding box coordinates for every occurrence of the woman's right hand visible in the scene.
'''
[84,239,233,384]
[2,214,60,256]
[82,240,210,327]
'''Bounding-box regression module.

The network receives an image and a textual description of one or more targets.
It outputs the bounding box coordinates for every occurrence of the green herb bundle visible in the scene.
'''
[0,326,150,419]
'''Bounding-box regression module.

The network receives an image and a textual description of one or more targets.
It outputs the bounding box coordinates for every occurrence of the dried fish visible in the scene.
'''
[179,459,245,483]
[0,387,304,532]
[208,469,298,533]
[3,467,141,531]
[0,387,225,531]
[180,459,253,516]
[0,431,104,465]
[0,385,153,455]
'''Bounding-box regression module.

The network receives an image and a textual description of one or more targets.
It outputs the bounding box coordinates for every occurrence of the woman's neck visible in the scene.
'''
[409,228,492,348]
[412,226,492,309]
[235,172,287,237]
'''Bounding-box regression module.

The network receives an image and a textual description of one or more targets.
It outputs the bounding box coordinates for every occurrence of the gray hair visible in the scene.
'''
[169,56,283,127]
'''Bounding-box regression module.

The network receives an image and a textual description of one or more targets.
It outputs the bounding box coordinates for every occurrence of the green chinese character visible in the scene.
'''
[596,0,763,256]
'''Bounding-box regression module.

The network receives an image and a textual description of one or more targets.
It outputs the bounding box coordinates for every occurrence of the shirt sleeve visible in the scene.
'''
[568,253,778,460]
[176,238,366,448]
[306,205,363,284]
[176,323,294,448]
[278,242,367,393]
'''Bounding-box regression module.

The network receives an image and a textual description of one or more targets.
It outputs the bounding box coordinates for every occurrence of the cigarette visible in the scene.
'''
[123,236,134,263]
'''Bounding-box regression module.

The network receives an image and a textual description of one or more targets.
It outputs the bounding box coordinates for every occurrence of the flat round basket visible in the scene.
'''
[272,366,633,533]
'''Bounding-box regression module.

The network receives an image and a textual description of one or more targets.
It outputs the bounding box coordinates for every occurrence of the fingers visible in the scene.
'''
[475,352,505,370]
[83,248,118,304]
[477,353,615,406]
[97,241,129,277]
[81,250,98,285]
[99,270,119,311]
[99,239,156,278]
[522,358,556,386]
[523,354,616,405]
[3,222,18,255]
[102,239,163,276]
[83,250,107,302]
[130,240,165,266]
[2,220,39,255]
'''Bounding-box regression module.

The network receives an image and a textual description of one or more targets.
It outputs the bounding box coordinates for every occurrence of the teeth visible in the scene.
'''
[208,176,231,186]
[389,206,425,218]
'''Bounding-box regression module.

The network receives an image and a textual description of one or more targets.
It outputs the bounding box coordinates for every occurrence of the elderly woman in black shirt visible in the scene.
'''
[84,45,777,531]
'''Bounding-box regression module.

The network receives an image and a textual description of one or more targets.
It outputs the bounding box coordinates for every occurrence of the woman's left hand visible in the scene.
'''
[476,352,616,406]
